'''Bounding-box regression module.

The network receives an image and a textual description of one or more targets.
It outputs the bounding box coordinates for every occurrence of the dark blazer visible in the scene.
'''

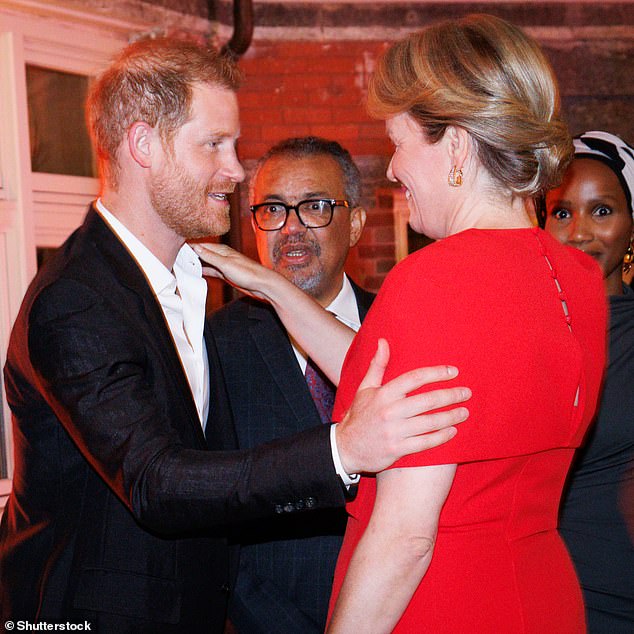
[207,281,374,633]
[0,207,346,633]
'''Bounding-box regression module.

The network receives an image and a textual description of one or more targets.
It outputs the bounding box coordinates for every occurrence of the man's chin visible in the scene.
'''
[276,263,310,280]
[186,219,231,240]
[211,218,231,237]
[288,272,322,296]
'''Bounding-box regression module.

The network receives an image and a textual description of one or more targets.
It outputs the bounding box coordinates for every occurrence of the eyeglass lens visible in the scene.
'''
[255,199,334,230]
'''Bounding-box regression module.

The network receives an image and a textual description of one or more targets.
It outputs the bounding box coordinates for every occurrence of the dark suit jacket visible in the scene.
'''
[207,281,374,633]
[0,207,346,633]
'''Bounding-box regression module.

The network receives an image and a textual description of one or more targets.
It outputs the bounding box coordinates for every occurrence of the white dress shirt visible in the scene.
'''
[290,274,362,372]
[95,199,209,428]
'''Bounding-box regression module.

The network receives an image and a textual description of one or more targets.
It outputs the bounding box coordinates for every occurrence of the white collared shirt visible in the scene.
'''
[95,199,209,429]
[291,274,362,372]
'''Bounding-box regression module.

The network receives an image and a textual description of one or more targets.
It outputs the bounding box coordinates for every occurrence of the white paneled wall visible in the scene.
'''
[0,2,138,506]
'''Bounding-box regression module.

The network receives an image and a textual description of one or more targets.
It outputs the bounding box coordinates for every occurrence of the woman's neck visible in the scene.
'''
[605,272,624,297]
[449,194,533,235]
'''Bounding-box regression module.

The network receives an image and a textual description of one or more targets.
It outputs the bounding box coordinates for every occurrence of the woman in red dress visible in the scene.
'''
[325,15,607,633]
[196,14,608,633]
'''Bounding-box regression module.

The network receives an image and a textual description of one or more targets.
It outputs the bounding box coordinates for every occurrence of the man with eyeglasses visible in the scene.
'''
[207,137,376,633]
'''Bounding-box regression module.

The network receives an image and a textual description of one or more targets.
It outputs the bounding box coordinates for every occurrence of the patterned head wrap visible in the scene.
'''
[573,131,634,216]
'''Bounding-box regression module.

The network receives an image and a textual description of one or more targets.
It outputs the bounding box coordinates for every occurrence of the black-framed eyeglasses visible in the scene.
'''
[250,198,350,231]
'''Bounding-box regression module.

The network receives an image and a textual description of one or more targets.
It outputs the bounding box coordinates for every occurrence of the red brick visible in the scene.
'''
[239,57,268,76]
[283,107,332,124]
[348,138,392,156]
[292,74,335,92]
[311,57,359,74]
[332,106,368,125]
[377,259,396,274]
[238,90,286,108]
[270,42,322,57]
[368,198,391,210]
[374,227,396,243]
[241,74,286,91]
[364,276,387,292]
[281,88,313,107]
[241,42,275,60]
[321,42,373,56]
[261,124,313,142]
[358,122,390,140]
[299,80,365,107]
[240,108,284,125]
[239,124,262,142]
[240,142,271,160]
[358,244,395,258]
[263,41,315,57]
[328,77,359,93]
[283,57,327,74]
[309,124,359,141]
[365,212,394,227]
[326,92,366,108]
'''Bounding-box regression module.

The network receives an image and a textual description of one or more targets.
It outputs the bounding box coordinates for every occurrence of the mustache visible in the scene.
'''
[207,181,237,194]
[272,236,321,262]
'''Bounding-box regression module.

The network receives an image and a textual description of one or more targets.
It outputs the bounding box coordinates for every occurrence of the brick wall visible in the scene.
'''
[237,41,392,160]
[39,0,633,295]
[31,0,633,294]
[231,17,634,292]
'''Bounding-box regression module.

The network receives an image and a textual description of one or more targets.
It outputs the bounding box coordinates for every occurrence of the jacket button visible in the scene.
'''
[283,502,295,513]
[274,504,283,514]
[305,497,317,509]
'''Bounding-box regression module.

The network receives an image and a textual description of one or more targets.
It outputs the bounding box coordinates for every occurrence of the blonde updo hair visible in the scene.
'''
[368,14,573,197]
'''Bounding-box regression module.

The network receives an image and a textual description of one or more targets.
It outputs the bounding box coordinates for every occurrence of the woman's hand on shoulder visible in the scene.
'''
[193,242,282,303]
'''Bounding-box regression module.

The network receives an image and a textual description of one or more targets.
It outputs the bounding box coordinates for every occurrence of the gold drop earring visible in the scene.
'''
[623,240,634,274]
[448,166,463,187]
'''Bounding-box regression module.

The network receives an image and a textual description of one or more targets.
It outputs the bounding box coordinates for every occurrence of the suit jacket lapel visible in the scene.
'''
[247,302,321,429]
[85,207,206,447]
[246,281,375,431]
[350,278,375,321]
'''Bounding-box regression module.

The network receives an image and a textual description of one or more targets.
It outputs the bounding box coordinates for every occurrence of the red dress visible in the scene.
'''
[329,228,607,633]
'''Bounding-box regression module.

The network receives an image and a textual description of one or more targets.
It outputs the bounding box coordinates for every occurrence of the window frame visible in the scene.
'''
[0,2,143,509]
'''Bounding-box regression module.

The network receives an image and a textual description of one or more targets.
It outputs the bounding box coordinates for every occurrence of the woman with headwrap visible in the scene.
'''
[544,130,634,633]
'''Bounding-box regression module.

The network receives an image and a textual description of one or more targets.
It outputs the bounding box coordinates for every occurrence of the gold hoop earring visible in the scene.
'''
[448,166,463,187]
[623,241,634,274]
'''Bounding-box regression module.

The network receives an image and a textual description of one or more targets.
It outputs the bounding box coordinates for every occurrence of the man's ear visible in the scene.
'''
[349,206,367,247]
[250,213,259,235]
[127,121,156,169]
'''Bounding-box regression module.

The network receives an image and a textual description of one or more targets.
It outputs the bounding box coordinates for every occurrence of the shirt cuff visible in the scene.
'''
[330,423,360,487]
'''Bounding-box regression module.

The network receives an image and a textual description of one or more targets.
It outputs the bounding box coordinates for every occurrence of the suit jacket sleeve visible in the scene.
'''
[26,278,346,535]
